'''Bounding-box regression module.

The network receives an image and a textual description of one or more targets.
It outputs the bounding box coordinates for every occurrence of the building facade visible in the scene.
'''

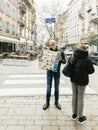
[55,10,68,46]
[57,0,98,52]
[79,0,98,52]
[17,0,36,53]
[0,0,18,52]
[0,0,36,54]
[67,0,82,45]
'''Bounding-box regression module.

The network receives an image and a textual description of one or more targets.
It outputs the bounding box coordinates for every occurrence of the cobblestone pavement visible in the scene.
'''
[0,95,98,130]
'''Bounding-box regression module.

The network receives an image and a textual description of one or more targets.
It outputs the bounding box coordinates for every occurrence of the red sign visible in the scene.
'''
[25,38,28,43]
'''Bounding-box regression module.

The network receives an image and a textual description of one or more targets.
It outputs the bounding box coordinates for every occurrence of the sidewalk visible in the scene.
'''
[0,95,98,130]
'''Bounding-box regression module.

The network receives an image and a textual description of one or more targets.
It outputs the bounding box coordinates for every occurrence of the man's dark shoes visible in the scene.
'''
[43,102,49,110]
[55,101,61,110]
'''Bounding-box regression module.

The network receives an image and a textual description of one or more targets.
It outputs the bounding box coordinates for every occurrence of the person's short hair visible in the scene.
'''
[78,44,87,51]
[49,39,57,45]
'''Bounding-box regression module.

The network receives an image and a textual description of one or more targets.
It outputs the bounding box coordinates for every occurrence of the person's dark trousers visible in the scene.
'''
[46,70,60,103]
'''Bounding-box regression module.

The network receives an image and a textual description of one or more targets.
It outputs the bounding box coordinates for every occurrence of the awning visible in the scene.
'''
[26,50,38,55]
[16,38,33,45]
[0,35,23,44]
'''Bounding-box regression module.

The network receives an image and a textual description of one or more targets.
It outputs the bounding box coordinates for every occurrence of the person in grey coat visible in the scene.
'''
[70,44,95,124]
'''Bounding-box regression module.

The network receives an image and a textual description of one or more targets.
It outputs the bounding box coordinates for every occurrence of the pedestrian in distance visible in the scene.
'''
[43,39,66,110]
[69,44,95,124]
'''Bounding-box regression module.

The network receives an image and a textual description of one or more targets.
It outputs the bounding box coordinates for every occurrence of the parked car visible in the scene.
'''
[64,50,73,60]
[90,52,98,66]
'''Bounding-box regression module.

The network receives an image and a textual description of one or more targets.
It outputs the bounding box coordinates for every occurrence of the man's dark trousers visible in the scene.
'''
[46,70,60,103]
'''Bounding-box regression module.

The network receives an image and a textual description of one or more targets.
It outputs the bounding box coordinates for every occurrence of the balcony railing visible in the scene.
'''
[29,25,35,32]
[90,15,98,23]
[0,25,2,31]
[24,0,33,7]
[18,17,26,26]
[78,10,84,18]
[6,29,9,33]
[18,2,26,13]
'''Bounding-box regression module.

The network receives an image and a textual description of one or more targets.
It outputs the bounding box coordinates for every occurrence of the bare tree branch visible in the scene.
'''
[34,0,69,43]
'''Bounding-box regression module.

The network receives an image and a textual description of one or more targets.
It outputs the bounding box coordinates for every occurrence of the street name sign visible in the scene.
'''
[45,18,56,23]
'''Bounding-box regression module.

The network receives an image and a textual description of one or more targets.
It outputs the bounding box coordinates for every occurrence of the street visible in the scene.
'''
[0,59,98,96]
[1,0,98,129]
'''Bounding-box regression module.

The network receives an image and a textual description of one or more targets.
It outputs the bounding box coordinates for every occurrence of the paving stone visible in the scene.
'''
[0,95,97,130]
[42,115,57,120]
[7,108,22,115]
[43,126,58,130]
[0,126,7,130]
[1,120,18,125]
[35,120,50,125]
[25,126,41,130]
[12,116,27,120]
[0,116,12,120]
[27,116,42,120]
[0,108,9,115]
[7,126,24,130]
[21,108,35,115]
[18,120,34,125]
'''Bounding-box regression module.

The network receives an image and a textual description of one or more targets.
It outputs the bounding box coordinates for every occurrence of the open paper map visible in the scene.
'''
[38,49,61,71]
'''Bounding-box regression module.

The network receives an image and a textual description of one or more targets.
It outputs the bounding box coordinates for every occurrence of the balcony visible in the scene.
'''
[30,6,35,14]
[6,29,9,33]
[78,10,84,19]
[31,17,35,24]
[18,17,26,26]
[0,7,3,12]
[18,2,26,13]
[24,0,33,7]
[12,31,15,35]
[90,15,98,23]
[0,25,2,31]
[29,26,35,33]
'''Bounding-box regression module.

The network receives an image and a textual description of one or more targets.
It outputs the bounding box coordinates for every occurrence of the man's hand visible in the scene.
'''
[58,56,62,61]
[37,55,42,59]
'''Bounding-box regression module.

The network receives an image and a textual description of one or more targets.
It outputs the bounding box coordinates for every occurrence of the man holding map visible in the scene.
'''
[43,39,66,110]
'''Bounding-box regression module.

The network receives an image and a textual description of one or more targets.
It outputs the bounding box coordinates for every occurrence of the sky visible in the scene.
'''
[34,0,70,5]
[34,0,71,11]
[34,0,71,18]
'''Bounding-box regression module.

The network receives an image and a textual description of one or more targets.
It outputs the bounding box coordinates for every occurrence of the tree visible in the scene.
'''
[45,38,51,47]
[87,35,98,46]
[34,0,69,44]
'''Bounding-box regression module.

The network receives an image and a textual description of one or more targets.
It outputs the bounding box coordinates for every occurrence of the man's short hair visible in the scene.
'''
[49,39,57,45]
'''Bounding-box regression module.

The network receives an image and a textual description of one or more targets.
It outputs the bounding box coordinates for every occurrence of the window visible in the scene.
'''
[0,17,2,30]
[6,22,10,33]
[0,17,2,25]
[6,3,10,16]
[0,0,3,9]
[13,9,16,19]
[3,21,7,32]
[96,6,98,16]
[12,24,15,35]
[96,24,98,34]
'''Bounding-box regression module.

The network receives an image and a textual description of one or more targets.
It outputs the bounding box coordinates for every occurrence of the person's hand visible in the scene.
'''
[58,56,62,61]
[37,55,42,59]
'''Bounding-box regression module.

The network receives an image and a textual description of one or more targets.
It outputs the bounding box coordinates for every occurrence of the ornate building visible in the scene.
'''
[0,0,36,54]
